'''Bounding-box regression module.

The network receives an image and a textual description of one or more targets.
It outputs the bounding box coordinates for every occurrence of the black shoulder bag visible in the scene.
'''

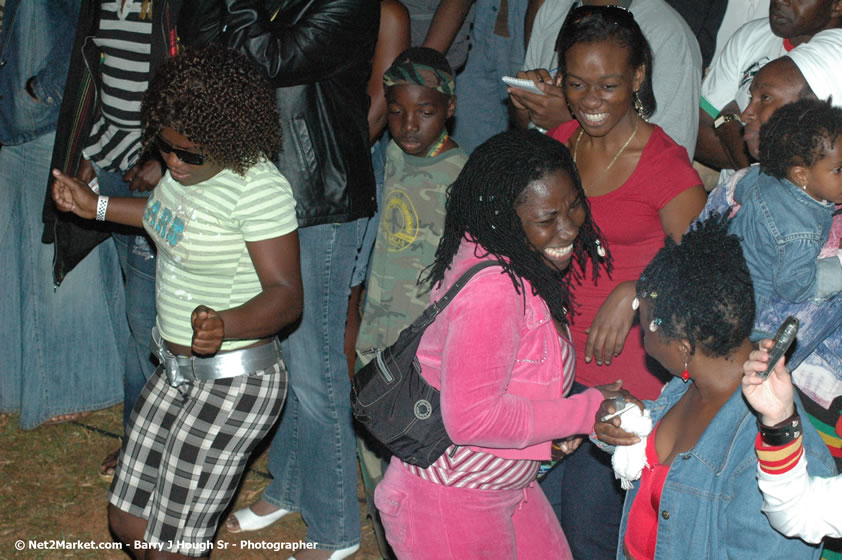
[351,261,500,468]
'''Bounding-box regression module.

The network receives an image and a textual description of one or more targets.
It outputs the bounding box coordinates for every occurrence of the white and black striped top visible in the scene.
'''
[84,0,153,172]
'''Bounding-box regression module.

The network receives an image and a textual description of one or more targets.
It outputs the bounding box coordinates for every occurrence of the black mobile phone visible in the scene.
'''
[760,316,799,379]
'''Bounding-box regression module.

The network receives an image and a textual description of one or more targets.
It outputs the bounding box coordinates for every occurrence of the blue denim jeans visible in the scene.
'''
[451,0,527,154]
[264,219,367,550]
[0,132,126,428]
[94,166,158,431]
[351,135,388,288]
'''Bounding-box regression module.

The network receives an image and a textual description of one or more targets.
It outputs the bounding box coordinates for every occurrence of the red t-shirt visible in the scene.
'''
[624,421,669,560]
[548,122,701,399]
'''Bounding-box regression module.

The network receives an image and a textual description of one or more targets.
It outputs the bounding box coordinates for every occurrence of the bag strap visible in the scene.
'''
[409,260,502,331]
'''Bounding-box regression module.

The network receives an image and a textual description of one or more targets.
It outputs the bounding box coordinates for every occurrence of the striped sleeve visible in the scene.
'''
[756,433,804,475]
[232,163,298,241]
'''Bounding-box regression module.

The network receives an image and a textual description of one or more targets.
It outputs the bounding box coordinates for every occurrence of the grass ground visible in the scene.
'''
[0,407,382,560]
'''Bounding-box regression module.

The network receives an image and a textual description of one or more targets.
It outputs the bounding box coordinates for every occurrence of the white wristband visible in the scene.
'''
[96,195,109,222]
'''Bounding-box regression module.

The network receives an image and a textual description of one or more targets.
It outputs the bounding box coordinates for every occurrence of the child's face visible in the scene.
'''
[386,84,455,157]
[797,135,842,203]
[156,127,224,186]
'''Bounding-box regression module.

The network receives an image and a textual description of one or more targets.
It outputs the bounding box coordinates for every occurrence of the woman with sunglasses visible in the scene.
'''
[538,6,707,559]
[51,45,302,559]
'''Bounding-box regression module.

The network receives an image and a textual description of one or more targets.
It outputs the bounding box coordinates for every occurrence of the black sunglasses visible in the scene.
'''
[155,135,206,166]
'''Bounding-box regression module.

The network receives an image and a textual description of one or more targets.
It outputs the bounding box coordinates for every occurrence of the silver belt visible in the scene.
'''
[151,327,282,388]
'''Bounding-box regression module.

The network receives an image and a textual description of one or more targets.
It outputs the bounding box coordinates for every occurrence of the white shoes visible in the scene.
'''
[228,505,360,559]
[226,505,290,533]
[288,543,360,560]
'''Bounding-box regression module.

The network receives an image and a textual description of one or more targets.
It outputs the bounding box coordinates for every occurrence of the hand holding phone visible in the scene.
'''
[760,316,799,379]
[600,396,637,423]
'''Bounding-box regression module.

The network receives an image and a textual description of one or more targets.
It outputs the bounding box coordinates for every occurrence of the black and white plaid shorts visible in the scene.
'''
[108,359,287,557]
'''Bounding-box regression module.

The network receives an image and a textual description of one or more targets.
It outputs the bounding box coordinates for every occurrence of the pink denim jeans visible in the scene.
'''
[375,458,572,559]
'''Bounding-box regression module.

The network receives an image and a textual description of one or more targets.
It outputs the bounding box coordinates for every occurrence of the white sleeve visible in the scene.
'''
[522,1,572,72]
[701,24,756,117]
[646,18,702,159]
[758,453,842,543]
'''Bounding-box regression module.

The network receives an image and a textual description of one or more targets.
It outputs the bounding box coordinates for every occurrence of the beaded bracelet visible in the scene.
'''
[758,406,801,447]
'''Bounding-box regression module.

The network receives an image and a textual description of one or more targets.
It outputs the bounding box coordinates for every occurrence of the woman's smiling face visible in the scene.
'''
[515,169,586,270]
[562,40,644,137]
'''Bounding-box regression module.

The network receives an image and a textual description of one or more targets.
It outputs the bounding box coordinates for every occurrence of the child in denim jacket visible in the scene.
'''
[728,98,842,323]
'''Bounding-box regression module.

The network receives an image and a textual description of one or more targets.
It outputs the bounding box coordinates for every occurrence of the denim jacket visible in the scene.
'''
[728,167,839,317]
[0,0,80,145]
[617,378,836,560]
[696,167,842,385]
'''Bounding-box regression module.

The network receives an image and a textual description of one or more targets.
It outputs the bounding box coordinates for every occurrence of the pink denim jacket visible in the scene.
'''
[416,238,604,461]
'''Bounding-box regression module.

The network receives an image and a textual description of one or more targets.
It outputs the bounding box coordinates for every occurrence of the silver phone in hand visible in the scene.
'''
[600,397,636,423]
[760,316,799,379]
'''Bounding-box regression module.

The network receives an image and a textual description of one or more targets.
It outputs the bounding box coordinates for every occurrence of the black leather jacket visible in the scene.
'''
[223,0,378,227]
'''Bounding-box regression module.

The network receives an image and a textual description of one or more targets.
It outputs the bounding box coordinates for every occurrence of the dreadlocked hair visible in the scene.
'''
[423,129,611,324]
[141,45,281,175]
[759,97,842,180]
[637,214,754,358]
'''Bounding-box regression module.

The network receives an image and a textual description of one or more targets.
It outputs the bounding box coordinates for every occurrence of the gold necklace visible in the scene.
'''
[573,117,640,185]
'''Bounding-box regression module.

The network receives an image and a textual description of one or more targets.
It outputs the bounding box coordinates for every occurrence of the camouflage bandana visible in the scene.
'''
[383,57,455,97]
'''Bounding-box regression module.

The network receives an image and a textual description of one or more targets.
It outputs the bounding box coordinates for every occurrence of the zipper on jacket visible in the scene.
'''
[80,35,100,110]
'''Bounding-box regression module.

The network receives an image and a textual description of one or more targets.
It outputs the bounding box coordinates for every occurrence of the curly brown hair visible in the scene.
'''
[141,45,281,175]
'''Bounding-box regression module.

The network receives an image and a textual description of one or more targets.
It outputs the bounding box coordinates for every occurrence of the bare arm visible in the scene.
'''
[191,231,303,354]
[422,0,475,56]
[695,103,749,170]
[367,0,411,144]
[584,184,706,364]
[659,184,707,243]
[523,0,545,48]
[51,169,146,228]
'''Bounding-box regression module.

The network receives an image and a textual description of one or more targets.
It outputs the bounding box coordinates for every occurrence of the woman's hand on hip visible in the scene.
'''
[191,305,225,356]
